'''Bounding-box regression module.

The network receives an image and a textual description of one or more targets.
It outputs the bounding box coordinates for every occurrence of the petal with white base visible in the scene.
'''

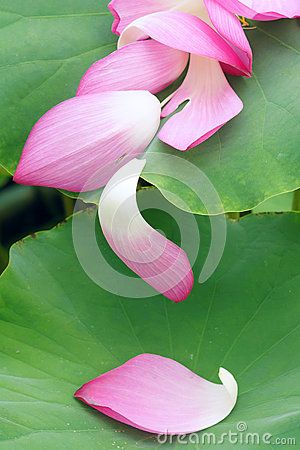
[75,354,238,435]
[14,91,161,192]
[98,159,194,302]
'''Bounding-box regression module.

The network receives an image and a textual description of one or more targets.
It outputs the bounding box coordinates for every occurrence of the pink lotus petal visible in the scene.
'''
[98,159,193,302]
[77,40,188,96]
[108,0,178,35]
[118,11,251,76]
[159,55,243,151]
[204,0,252,76]
[75,354,238,434]
[13,91,160,192]
[216,0,300,20]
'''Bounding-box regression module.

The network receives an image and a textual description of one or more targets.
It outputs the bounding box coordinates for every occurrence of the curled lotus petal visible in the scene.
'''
[118,11,251,76]
[159,55,243,151]
[108,0,179,35]
[77,40,188,96]
[216,0,300,20]
[98,158,194,302]
[13,91,161,192]
[204,0,252,76]
[75,354,238,435]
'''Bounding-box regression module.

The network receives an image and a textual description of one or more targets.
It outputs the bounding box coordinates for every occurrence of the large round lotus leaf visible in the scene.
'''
[0,208,299,449]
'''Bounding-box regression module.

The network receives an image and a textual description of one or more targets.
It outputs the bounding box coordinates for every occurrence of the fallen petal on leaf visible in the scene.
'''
[98,159,194,301]
[75,354,238,435]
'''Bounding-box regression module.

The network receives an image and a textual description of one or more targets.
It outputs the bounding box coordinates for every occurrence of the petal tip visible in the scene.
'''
[73,388,81,398]
[13,165,31,187]
[108,0,121,35]
[75,355,239,435]
[166,268,194,303]
[218,367,238,401]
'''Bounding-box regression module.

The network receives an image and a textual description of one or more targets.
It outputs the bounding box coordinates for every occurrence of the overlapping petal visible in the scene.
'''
[13,91,161,192]
[204,0,252,76]
[119,11,251,76]
[159,55,243,150]
[77,40,188,96]
[108,0,178,35]
[216,0,300,20]
[75,354,238,434]
[109,0,252,75]
[98,159,193,302]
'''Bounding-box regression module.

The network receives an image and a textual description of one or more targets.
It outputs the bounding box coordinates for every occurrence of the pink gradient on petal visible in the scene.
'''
[99,159,193,302]
[13,91,160,192]
[204,0,252,76]
[118,11,251,76]
[189,125,224,149]
[159,55,243,151]
[77,40,188,96]
[75,354,238,435]
[219,62,247,77]
[108,1,121,34]
[108,0,178,35]
[216,0,300,20]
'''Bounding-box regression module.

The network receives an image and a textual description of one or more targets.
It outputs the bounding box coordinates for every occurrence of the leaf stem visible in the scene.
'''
[227,212,240,220]
[292,188,300,212]
[62,194,74,218]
